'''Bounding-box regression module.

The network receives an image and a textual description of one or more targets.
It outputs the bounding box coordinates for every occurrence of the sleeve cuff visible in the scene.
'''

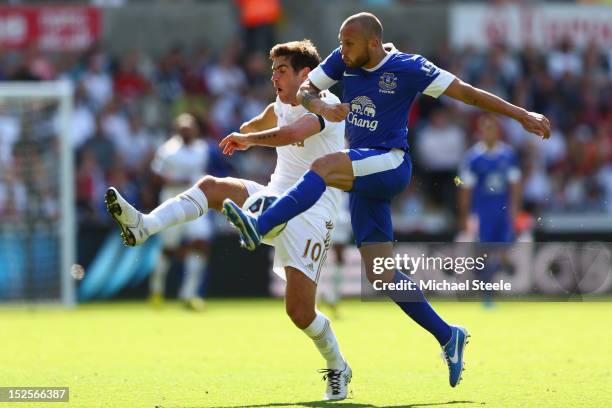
[460,170,476,188]
[303,112,326,132]
[422,69,456,98]
[308,66,337,91]
[508,167,521,182]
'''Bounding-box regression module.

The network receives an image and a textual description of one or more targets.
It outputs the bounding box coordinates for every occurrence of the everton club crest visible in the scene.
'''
[378,72,397,94]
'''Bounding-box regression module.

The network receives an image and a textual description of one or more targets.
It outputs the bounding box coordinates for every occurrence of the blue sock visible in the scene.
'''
[480,256,500,304]
[257,170,326,236]
[388,270,452,346]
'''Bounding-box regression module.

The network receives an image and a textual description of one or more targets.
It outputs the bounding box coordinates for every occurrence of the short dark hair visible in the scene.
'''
[269,39,321,72]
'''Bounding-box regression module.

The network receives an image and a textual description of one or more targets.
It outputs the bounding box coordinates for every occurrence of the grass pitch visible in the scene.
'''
[2,299,611,407]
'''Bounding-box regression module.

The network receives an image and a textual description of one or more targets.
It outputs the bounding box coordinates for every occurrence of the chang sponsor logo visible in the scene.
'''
[347,96,378,131]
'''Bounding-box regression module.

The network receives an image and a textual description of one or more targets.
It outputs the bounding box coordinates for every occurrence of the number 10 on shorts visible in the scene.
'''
[303,239,323,262]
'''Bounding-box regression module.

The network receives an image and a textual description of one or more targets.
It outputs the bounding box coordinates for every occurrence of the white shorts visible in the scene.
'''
[332,208,352,245]
[242,179,335,283]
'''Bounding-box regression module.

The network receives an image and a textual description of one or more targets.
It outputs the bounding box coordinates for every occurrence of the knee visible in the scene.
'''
[197,175,216,194]
[310,153,339,179]
[364,262,395,284]
[286,302,315,329]
[196,175,220,208]
[365,269,377,284]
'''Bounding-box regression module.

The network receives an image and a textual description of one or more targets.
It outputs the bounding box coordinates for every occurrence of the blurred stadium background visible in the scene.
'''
[1,1,611,407]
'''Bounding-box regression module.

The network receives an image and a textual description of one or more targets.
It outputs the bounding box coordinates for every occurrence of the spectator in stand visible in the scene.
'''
[118,115,155,175]
[100,98,130,154]
[58,84,96,149]
[0,166,27,221]
[81,117,117,174]
[547,37,583,80]
[114,50,151,104]
[416,107,466,208]
[0,108,20,167]
[82,53,114,111]
[23,46,56,81]
[205,46,246,97]
[156,47,185,103]
[243,52,270,87]
[75,149,106,219]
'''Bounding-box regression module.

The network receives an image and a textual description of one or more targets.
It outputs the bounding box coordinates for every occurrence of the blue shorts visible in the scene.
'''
[478,213,514,243]
[346,148,412,246]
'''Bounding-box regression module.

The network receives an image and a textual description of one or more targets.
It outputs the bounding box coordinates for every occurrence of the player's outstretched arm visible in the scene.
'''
[297,80,349,122]
[239,103,277,133]
[219,114,323,155]
[443,78,551,139]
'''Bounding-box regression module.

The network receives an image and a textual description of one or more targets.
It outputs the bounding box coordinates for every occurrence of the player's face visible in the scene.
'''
[176,116,199,143]
[339,24,370,68]
[478,116,501,146]
[271,56,302,104]
[178,125,197,142]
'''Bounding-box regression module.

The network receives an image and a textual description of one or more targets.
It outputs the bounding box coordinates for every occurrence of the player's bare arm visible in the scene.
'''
[457,186,472,232]
[509,180,521,225]
[239,102,278,133]
[219,114,323,155]
[443,78,551,139]
[297,80,349,122]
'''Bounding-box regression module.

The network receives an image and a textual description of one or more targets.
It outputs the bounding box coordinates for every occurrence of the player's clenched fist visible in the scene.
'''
[520,111,551,140]
[321,103,350,122]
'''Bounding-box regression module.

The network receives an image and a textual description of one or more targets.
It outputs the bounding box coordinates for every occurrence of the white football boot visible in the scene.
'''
[319,363,352,401]
[104,187,149,246]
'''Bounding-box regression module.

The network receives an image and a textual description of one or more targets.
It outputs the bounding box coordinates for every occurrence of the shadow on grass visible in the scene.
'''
[178,399,482,408]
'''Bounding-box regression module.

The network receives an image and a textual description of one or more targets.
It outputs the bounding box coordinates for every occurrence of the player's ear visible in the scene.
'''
[299,67,311,81]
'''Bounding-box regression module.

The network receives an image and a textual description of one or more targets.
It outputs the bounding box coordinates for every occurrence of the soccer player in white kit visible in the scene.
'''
[147,113,213,310]
[318,194,351,316]
[105,40,352,400]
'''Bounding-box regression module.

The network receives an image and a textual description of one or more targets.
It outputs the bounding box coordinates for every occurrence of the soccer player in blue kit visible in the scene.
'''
[458,114,522,245]
[223,12,551,387]
[458,114,522,306]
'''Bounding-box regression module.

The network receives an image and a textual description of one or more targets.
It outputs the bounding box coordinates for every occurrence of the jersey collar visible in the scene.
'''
[476,141,504,155]
[277,95,306,113]
[361,44,398,73]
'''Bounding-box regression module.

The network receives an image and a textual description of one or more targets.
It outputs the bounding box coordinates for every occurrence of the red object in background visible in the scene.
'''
[0,5,101,52]
[408,101,420,129]
[236,0,280,28]
[114,72,150,102]
[514,211,534,235]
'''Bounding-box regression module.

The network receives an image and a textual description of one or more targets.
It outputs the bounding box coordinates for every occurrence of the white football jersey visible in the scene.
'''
[267,92,346,213]
[151,135,209,197]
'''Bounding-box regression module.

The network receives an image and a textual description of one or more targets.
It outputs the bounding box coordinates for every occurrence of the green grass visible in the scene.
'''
[2,299,611,407]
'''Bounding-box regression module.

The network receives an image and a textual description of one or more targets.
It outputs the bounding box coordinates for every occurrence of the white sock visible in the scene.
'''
[303,311,346,370]
[150,253,170,295]
[179,252,207,300]
[143,185,208,236]
[329,263,342,305]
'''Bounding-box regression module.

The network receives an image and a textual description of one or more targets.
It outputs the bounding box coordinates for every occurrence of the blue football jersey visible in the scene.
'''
[309,46,455,150]
[460,142,521,217]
